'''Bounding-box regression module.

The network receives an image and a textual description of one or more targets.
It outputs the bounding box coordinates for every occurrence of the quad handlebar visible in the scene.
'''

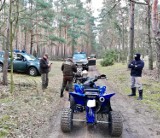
[83,74,107,88]
[94,74,106,81]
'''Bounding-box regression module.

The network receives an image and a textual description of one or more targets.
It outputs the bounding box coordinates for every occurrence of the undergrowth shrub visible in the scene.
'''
[100,50,118,66]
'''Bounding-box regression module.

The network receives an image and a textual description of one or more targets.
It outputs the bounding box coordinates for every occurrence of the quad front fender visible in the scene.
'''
[69,92,85,105]
[103,93,115,99]
[86,107,96,124]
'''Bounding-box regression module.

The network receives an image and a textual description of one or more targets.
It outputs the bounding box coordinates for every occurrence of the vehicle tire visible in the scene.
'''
[28,67,38,76]
[108,111,123,137]
[70,95,76,111]
[61,108,73,132]
[0,64,3,72]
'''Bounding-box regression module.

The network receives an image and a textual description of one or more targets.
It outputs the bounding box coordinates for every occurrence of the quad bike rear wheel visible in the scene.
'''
[61,108,73,132]
[108,111,123,137]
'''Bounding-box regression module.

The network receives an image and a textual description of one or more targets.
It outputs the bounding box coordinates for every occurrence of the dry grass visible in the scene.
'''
[0,61,63,138]
[0,60,160,137]
[96,59,160,112]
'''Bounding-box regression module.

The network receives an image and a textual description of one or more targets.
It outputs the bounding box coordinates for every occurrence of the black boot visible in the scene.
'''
[44,83,48,89]
[137,90,143,100]
[42,84,46,90]
[128,87,136,96]
[60,88,64,98]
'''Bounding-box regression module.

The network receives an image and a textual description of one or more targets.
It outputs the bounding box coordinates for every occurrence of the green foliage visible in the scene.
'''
[100,50,118,66]
[48,35,66,43]
[0,0,98,58]
[98,1,129,58]
[0,115,11,137]
[80,31,88,37]
[100,57,114,66]
[36,0,52,9]
[18,0,55,36]
[54,0,97,51]
[38,24,48,29]
[0,129,8,138]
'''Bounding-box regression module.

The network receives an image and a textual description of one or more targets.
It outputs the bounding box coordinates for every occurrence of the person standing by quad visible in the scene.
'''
[40,53,52,90]
[60,57,77,98]
[128,53,144,100]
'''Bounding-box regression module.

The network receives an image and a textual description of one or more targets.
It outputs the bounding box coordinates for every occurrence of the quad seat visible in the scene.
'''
[84,88,100,93]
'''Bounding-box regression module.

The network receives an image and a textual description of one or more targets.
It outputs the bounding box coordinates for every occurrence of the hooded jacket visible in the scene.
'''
[128,53,144,77]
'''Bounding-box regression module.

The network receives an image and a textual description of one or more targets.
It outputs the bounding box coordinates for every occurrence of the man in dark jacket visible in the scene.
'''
[60,57,77,97]
[128,53,144,100]
[40,53,51,90]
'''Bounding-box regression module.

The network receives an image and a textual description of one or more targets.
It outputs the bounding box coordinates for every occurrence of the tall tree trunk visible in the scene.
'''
[24,27,27,50]
[59,23,62,59]
[2,0,11,85]
[2,1,6,51]
[147,1,153,70]
[72,38,74,55]
[15,28,18,49]
[10,20,14,93]
[122,17,125,63]
[10,0,19,93]
[3,35,9,85]
[128,2,135,63]
[152,0,160,80]
[64,27,67,58]
[30,0,33,54]
[37,44,40,57]
[72,18,75,55]
[155,40,160,80]
[56,45,59,58]
[30,30,33,54]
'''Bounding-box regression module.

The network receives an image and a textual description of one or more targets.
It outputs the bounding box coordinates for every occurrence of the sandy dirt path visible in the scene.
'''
[46,66,160,138]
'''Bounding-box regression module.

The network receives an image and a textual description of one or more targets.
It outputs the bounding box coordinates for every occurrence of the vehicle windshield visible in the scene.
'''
[0,52,4,58]
[73,54,87,60]
[24,54,36,61]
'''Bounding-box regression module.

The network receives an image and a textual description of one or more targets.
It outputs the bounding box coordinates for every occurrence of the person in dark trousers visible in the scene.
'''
[40,53,51,90]
[60,57,77,98]
[128,53,144,100]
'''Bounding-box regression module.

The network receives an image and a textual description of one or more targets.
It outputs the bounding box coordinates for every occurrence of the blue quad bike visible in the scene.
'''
[61,74,123,137]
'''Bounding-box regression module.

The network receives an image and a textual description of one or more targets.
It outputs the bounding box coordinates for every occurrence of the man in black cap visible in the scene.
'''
[40,53,52,90]
[128,53,144,100]
[60,56,77,97]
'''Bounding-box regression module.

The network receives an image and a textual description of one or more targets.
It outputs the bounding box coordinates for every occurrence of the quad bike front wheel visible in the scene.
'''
[70,95,76,111]
[108,111,123,137]
[61,108,73,132]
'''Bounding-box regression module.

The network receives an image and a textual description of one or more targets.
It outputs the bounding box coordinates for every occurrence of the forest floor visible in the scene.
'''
[0,60,160,138]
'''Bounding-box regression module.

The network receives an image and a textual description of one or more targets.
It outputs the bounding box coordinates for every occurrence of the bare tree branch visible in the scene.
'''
[108,0,121,14]
[0,0,6,11]
[129,0,148,5]
[100,0,121,18]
